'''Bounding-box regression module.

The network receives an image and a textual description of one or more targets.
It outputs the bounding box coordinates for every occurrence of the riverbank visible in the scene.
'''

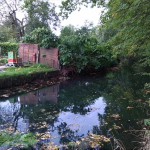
[0,64,62,98]
[0,65,120,99]
[0,65,149,150]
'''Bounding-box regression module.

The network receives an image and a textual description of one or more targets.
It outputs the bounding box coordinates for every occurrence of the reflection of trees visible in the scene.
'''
[0,98,21,128]
[98,67,150,149]
[21,103,60,133]
[58,78,107,114]
[1,66,149,149]
[57,122,84,144]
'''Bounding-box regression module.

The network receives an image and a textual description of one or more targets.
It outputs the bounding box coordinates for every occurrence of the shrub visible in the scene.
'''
[0,42,19,56]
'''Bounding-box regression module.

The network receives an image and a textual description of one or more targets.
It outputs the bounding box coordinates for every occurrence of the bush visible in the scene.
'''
[22,27,59,48]
[0,57,7,64]
[59,26,115,72]
[0,42,19,56]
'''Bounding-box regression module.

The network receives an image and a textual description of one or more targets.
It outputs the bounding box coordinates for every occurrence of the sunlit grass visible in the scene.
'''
[0,64,55,79]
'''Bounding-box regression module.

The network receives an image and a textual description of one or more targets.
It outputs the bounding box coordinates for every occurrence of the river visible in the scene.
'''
[0,67,150,149]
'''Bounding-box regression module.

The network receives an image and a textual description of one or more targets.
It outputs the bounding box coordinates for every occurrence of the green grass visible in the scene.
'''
[0,64,55,79]
[0,132,37,148]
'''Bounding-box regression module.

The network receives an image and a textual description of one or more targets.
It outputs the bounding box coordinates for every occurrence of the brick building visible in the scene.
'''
[19,43,60,70]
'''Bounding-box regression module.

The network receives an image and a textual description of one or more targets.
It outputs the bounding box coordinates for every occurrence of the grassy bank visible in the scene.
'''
[0,64,54,79]
[0,64,59,89]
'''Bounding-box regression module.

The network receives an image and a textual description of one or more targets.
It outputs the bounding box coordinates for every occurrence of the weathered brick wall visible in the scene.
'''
[40,48,60,70]
[19,44,60,70]
[19,43,39,64]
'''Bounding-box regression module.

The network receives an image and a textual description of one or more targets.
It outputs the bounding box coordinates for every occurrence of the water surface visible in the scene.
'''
[0,68,149,149]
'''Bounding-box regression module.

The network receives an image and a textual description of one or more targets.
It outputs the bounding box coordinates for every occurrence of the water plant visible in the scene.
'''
[0,131,37,149]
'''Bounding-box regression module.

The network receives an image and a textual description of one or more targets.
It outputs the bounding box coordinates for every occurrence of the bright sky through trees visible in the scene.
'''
[50,0,102,35]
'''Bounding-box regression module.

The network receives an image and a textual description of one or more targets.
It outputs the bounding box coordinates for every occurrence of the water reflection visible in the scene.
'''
[0,85,59,131]
[20,84,59,105]
[0,81,107,146]
[0,67,149,149]
[49,97,106,145]
[0,99,20,125]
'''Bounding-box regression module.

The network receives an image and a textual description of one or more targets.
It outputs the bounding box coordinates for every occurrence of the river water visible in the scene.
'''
[0,67,150,149]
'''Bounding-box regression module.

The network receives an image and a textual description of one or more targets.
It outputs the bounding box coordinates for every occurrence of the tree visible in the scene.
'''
[0,25,15,42]
[0,0,60,41]
[59,25,114,72]
[0,0,25,41]
[104,0,150,69]
[23,27,59,48]
[23,0,60,33]
[60,0,106,18]
[60,0,150,72]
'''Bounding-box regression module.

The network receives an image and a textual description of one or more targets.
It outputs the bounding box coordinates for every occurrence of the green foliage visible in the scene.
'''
[0,42,19,56]
[0,25,16,42]
[23,27,58,48]
[144,119,150,126]
[60,0,150,75]
[103,0,150,71]
[23,0,59,33]
[59,26,114,72]
[0,58,7,64]
[0,132,37,148]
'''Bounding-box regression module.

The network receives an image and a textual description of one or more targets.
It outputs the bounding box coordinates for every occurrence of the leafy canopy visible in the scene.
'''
[59,25,114,72]
[23,0,60,33]
[23,27,59,48]
[60,0,150,72]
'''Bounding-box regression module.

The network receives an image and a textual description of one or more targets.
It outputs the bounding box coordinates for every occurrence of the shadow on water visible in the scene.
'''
[0,66,150,149]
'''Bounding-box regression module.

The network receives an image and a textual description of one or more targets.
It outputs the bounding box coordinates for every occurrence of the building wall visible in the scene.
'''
[19,43,39,64]
[40,48,60,70]
[19,43,60,70]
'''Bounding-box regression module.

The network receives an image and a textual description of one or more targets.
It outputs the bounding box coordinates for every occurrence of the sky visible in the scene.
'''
[61,7,102,27]
[49,0,103,35]
[16,0,103,35]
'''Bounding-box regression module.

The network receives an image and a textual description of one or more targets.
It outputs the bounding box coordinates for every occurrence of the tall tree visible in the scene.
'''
[23,0,60,33]
[104,0,150,69]
[60,0,150,70]
[0,0,25,41]
[0,0,60,41]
